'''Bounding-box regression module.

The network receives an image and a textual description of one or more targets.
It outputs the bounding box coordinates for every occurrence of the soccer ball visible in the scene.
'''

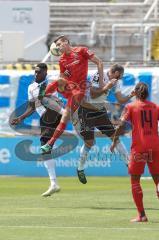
[50,42,62,56]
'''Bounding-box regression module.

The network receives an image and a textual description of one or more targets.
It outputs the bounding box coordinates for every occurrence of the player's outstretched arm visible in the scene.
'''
[90,55,104,88]
[116,89,136,104]
[110,105,130,152]
[10,102,35,125]
[90,78,119,99]
[110,120,125,152]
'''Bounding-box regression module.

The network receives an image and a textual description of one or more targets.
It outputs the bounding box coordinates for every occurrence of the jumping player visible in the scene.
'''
[41,35,104,153]
[76,64,135,184]
[11,63,63,197]
[110,82,159,222]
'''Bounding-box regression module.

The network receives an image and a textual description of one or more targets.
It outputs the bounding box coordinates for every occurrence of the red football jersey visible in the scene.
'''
[122,100,159,152]
[59,47,94,88]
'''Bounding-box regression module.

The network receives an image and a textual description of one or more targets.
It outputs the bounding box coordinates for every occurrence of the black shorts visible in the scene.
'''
[40,109,61,145]
[78,106,115,141]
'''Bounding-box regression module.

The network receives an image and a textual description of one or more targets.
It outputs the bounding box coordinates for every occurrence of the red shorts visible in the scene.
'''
[67,89,86,112]
[128,150,159,175]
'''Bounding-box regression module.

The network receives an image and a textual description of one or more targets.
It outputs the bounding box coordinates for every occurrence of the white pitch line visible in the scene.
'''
[0,226,158,230]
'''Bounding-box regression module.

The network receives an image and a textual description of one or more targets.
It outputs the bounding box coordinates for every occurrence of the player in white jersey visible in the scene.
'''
[75,64,135,184]
[11,63,64,197]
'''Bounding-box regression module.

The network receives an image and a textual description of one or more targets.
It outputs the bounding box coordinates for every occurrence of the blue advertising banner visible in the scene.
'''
[0,136,150,177]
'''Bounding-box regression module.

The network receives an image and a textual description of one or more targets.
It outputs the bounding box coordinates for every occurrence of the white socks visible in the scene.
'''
[44,159,58,187]
[78,144,91,171]
[115,141,129,165]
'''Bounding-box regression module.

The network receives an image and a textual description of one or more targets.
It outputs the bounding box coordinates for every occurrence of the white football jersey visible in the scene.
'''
[28,81,46,117]
[86,71,121,108]
[28,79,62,117]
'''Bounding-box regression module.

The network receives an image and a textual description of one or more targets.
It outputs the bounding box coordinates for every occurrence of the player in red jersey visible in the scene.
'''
[110,82,159,222]
[55,35,104,87]
[41,35,104,153]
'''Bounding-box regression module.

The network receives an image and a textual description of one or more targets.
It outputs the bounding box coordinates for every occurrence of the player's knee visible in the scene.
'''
[131,175,141,186]
[85,140,94,148]
[62,109,70,121]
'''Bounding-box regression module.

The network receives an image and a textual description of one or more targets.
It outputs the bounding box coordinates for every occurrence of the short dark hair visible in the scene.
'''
[135,82,149,100]
[36,63,48,71]
[111,64,124,75]
[54,35,70,44]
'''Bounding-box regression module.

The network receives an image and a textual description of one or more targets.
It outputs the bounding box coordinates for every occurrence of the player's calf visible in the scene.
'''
[156,183,159,199]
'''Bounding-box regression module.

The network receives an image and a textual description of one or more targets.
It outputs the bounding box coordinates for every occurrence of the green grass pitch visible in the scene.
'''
[0,177,159,240]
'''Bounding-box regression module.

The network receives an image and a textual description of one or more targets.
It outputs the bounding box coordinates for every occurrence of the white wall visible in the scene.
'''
[0,1,49,61]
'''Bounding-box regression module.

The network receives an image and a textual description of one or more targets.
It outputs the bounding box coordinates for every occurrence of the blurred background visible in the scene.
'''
[0,0,159,177]
[0,0,159,64]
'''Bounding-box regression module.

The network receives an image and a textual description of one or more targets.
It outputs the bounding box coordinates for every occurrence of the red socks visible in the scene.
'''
[131,176,145,217]
[48,122,66,146]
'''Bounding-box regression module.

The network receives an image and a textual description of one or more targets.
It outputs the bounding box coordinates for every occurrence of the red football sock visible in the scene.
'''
[131,176,145,217]
[48,122,66,146]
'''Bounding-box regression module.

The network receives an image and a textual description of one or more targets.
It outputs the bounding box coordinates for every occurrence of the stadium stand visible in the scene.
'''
[48,0,159,61]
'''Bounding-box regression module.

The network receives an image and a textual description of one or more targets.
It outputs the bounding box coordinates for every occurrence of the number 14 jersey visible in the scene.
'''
[122,100,159,152]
